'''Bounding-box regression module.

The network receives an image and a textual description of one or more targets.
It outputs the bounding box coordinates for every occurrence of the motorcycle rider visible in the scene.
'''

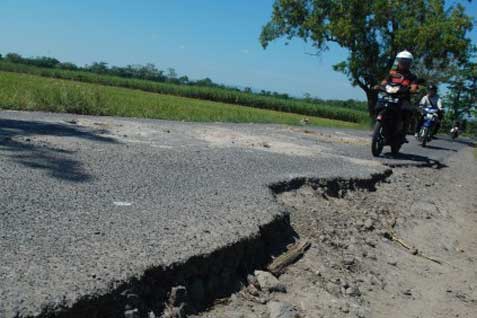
[415,84,444,137]
[376,50,419,142]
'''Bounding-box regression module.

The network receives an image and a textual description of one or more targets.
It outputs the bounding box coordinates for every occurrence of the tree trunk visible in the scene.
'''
[366,90,378,118]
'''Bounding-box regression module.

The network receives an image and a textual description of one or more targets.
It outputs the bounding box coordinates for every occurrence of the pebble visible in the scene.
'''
[254,270,286,293]
[339,303,350,313]
[345,285,361,297]
[267,301,300,318]
[124,308,139,318]
[247,274,258,286]
[343,256,355,266]
[403,289,413,296]
[364,218,374,230]
[365,238,377,248]
[387,260,398,266]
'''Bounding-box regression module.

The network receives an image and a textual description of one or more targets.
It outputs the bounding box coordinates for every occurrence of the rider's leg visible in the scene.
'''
[415,110,423,135]
[400,100,414,143]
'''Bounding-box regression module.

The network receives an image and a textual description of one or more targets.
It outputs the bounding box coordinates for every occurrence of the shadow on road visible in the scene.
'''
[0,118,117,182]
[423,144,458,152]
[382,152,448,169]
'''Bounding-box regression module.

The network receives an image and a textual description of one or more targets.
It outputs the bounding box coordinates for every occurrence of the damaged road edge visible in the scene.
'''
[30,170,395,318]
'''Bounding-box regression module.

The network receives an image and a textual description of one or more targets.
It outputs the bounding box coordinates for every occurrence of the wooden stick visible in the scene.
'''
[386,229,442,265]
[267,239,311,276]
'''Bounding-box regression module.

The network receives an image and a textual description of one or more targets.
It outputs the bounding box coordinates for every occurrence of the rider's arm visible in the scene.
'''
[419,96,428,107]
[409,74,419,93]
[409,84,419,94]
[437,98,443,110]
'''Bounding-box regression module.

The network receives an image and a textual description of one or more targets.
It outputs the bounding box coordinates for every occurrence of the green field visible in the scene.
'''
[0,61,369,124]
[0,71,362,128]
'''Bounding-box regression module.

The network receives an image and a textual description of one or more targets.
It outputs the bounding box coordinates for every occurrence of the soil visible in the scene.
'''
[197,147,477,318]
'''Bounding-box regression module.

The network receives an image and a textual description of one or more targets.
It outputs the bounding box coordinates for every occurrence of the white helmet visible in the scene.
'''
[396,50,414,61]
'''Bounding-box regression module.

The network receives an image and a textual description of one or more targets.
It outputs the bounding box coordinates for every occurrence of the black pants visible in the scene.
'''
[401,109,413,135]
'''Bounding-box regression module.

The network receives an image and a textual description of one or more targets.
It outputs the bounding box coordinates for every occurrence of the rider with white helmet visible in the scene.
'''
[378,50,419,142]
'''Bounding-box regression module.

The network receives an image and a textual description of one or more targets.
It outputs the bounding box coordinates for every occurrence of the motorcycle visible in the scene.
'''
[417,106,439,147]
[371,83,405,157]
[450,125,459,140]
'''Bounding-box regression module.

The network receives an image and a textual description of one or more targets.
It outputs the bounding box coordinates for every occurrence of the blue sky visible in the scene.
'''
[0,0,475,100]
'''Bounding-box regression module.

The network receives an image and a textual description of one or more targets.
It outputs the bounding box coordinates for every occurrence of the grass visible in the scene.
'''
[0,61,369,124]
[0,71,363,129]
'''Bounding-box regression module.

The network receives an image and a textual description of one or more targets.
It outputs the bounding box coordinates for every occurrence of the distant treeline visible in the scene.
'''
[0,52,367,109]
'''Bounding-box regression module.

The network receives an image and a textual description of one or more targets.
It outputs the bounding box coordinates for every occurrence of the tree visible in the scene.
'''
[445,53,477,122]
[57,62,78,70]
[167,67,177,79]
[5,53,24,64]
[260,0,474,116]
[87,61,109,74]
[32,56,60,68]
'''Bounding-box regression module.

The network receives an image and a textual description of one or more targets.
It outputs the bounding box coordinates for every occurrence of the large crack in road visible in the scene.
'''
[200,147,477,318]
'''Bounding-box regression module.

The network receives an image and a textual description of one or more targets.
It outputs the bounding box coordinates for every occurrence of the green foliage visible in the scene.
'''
[0,61,369,124]
[443,49,477,137]
[0,71,362,129]
[446,48,476,115]
[260,0,474,115]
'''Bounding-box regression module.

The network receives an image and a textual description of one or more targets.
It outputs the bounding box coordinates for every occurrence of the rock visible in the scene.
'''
[339,303,350,313]
[365,238,377,248]
[364,218,374,231]
[343,256,355,266]
[247,284,260,296]
[403,289,413,296]
[345,285,361,297]
[169,286,188,306]
[124,308,139,318]
[247,274,258,286]
[222,312,247,318]
[367,253,378,261]
[254,270,286,293]
[263,142,271,148]
[267,301,299,318]
[387,260,398,266]
[162,303,187,318]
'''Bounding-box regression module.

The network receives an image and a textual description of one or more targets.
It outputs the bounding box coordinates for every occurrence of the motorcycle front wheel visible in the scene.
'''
[371,121,384,157]
[420,127,429,147]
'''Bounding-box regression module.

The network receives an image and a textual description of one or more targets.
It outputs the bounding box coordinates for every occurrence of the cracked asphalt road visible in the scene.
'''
[0,111,469,317]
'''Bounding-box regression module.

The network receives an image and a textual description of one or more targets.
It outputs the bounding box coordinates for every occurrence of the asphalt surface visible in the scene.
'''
[0,111,469,317]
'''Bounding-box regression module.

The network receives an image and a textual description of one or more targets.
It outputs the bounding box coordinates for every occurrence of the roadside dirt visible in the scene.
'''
[197,147,477,318]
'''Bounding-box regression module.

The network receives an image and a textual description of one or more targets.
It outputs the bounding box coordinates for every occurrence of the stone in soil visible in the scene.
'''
[267,301,300,318]
[254,270,287,293]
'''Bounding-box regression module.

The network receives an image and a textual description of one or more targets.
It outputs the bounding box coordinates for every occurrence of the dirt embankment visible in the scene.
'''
[198,147,477,318]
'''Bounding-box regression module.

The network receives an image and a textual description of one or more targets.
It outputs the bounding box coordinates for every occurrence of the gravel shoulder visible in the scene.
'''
[199,145,477,318]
